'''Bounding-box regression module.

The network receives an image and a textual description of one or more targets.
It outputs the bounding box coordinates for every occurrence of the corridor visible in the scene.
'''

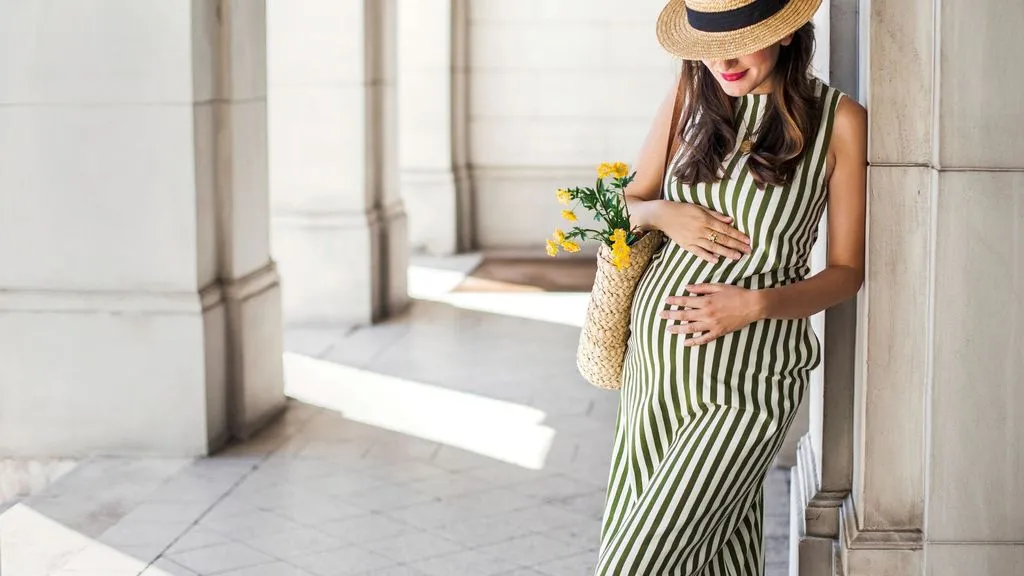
[1,258,790,576]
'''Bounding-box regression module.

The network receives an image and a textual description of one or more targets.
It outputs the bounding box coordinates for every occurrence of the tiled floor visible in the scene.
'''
[0,259,790,576]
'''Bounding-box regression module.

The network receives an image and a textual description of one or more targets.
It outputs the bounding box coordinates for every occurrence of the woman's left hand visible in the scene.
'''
[661,284,765,346]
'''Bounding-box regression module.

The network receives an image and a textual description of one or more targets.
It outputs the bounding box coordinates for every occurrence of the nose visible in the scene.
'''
[713,58,739,72]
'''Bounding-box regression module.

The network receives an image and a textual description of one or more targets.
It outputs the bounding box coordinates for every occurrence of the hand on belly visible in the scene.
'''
[660,283,764,346]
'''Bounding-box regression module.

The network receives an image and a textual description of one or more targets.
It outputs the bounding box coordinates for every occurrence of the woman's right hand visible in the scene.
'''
[655,201,752,263]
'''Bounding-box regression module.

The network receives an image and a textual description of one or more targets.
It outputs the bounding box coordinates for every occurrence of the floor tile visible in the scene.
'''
[319,513,416,544]
[217,560,317,575]
[413,549,520,576]
[475,533,587,566]
[289,546,396,576]
[244,528,346,560]
[199,510,306,540]
[342,483,436,512]
[427,513,535,548]
[533,550,598,576]
[140,558,199,576]
[352,566,427,576]
[359,531,463,564]
[168,542,274,574]
[166,527,234,554]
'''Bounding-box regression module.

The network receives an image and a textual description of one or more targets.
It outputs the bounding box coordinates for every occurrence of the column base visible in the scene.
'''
[221,262,286,440]
[0,289,220,457]
[273,204,409,326]
[401,168,458,256]
[791,435,847,576]
[839,497,923,576]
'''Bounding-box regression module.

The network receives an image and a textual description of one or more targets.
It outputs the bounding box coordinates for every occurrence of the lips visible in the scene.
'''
[721,70,748,82]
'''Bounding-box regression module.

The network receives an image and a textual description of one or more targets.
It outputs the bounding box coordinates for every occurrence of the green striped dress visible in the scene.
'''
[595,81,844,576]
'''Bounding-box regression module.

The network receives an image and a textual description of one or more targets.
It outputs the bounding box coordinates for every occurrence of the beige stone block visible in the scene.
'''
[267,86,367,208]
[846,547,922,576]
[855,167,931,530]
[228,278,286,438]
[469,117,648,167]
[222,0,268,101]
[271,214,377,325]
[936,1,1024,169]
[0,105,199,291]
[470,70,611,119]
[470,0,660,24]
[473,166,607,250]
[203,300,230,448]
[0,308,211,456]
[398,0,452,71]
[0,0,195,104]
[469,22,605,70]
[219,101,272,278]
[865,0,933,164]
[928,171,1024,541]
[267,0,364,86]
[926,544,1024,576]
[194,102,220,288]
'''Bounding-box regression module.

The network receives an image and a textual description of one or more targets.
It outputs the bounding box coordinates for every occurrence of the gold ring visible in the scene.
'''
[707,231,719,244]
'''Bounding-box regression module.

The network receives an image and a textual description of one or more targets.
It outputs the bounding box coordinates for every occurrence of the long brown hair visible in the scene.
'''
[673,22,822,188]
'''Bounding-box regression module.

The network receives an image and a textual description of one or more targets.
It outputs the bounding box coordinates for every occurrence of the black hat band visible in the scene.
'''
[687,0,791,33]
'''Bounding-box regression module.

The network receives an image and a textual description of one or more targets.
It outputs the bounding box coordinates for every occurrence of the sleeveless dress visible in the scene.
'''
[595,81,844,576]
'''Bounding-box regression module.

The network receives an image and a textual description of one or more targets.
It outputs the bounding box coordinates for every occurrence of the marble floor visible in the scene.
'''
[0,257,790,576]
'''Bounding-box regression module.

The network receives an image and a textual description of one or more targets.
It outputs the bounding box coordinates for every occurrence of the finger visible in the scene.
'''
[665,295,703,308]
[684,331,719,346]
[704,210,734,224]
[704,218,752,248]
[695,239,742,261]
[703,229,750,256]
[660,308,702,322]
[686,283,723,295]
[686,244,720,264]
[670,322,712,336]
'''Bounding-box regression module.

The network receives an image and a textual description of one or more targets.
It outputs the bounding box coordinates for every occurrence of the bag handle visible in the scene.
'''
[664,71,686,178]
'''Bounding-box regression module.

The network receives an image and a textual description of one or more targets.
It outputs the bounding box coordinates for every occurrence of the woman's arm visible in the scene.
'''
[624,81,681,230]
[753,96,868,320]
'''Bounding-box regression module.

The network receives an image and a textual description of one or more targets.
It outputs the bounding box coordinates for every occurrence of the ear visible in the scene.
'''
[779,33,795,47]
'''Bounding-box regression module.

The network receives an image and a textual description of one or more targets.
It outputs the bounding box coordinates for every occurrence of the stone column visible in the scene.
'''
[268,0,409,325]
[397,0,471,255]
[839,0,1024,574]
[788,2,860,574]
[0,0,283,456]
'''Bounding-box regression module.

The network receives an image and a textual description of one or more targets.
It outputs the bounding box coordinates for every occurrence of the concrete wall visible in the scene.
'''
[466,0,675,251]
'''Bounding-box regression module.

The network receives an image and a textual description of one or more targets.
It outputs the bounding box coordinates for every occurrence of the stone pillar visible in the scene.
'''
[397,0,471,255]
[0,0,283,456]
[789,2,860,574]
[268,0,409,325]
[839,0,1024,574]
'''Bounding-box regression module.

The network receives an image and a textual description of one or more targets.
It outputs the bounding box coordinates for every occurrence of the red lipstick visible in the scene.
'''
[721,70,748,82]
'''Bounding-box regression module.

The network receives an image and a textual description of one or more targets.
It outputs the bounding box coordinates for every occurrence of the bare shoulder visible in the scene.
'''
[827,95,867,175]
[831,96,867,152]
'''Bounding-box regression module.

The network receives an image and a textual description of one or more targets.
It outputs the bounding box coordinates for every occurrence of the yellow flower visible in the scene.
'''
[560,240,581,253]
[561,210,578,222]
[556,189,572,205]
[597,162,630,180]
[553,229,566,243]
[545,239,559,257]
[610,230,631,270]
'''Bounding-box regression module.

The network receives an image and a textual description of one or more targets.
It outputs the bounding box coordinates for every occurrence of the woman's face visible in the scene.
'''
[702,37,791,97]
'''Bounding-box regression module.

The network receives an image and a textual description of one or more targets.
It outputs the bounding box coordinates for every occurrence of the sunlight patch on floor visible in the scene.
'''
[284,352,557,469]
[408,262,590,327]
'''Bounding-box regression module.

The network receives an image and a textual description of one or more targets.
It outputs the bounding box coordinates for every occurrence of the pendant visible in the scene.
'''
[740,138,753,154]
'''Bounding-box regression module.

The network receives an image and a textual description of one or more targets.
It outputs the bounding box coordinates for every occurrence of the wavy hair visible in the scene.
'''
[673,22,822,188]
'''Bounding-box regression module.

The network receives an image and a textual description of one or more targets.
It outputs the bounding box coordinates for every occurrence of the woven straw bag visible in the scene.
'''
[576,230,665,389]
[576,72,684,390]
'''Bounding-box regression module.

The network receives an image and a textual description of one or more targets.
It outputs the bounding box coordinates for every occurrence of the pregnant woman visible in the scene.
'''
[595,1,866,574]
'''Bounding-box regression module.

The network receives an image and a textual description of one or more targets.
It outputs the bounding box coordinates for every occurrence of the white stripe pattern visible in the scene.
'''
[595,81,844,576]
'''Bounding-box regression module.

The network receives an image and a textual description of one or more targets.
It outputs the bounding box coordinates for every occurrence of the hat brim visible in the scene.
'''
[657,0,822,61]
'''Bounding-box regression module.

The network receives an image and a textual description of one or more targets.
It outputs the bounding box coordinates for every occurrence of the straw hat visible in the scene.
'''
[657,0,822,61]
